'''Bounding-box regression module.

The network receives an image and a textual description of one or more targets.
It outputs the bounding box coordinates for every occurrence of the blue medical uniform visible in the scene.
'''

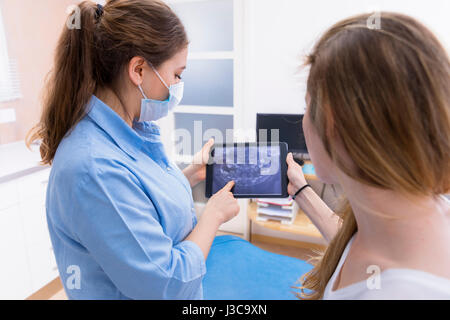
[46,95,206,299]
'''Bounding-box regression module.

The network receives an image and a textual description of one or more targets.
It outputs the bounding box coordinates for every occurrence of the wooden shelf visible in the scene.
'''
[247,201,323,239]
[303,160,319,181]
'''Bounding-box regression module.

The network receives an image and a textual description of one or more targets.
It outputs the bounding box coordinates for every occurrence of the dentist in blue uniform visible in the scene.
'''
[30,1,240,299]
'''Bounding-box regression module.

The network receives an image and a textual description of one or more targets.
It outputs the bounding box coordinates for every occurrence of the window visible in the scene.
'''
[0,7,21,102]
[159,0,247,234]
[160,0,245,164]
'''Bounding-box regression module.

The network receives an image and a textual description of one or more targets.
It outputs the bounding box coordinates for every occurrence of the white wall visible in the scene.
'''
[243,0,450,131]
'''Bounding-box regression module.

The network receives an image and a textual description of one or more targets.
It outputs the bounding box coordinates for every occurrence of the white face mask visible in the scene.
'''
[137,65,184,122]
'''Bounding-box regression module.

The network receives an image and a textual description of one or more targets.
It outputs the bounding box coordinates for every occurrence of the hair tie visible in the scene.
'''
[95,3,104,21]
[291,184,312,200]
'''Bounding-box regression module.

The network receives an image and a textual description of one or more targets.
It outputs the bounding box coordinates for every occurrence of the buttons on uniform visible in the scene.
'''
[166,161,175,171]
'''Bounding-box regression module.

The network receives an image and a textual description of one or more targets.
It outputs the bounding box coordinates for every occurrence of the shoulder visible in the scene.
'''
[51,117,135,188]
[55,115,123,164]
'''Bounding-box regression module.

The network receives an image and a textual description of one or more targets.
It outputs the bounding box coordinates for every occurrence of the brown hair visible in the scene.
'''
[26,0,188,164]
[295,12,450,299]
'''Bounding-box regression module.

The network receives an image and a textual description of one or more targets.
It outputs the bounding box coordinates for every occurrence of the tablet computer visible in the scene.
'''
[205,142,289,198]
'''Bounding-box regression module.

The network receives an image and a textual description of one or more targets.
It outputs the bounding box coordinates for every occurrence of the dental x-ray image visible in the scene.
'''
[211,145,282,196]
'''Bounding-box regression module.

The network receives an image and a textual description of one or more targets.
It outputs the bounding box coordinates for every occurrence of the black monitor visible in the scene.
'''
[256,113,308,154]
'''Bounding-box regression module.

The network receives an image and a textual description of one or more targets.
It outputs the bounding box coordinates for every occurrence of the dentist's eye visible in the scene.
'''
[176,74,182,80]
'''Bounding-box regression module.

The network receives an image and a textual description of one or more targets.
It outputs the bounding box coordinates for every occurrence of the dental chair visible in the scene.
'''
[203,235,314,300]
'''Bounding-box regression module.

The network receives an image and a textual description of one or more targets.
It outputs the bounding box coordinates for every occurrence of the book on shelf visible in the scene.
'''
[255,197,293,207]
[255,197,297,225]
[256,211,297,225]
[257,206,294,217]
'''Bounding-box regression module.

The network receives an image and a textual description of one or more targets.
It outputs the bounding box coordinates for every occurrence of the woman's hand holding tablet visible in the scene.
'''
[286,152,309,197]
[205,142,289,198]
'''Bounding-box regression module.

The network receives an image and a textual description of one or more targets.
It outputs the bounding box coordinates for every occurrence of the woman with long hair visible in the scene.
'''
[286,12,450,299]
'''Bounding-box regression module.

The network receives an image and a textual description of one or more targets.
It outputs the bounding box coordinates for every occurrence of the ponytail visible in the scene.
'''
[26,1,98,164]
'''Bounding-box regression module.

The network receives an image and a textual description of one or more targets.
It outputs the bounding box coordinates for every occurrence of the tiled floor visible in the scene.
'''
[47,231,319,300]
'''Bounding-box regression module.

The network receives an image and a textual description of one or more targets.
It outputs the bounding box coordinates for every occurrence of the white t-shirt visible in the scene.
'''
[323,197,450,300]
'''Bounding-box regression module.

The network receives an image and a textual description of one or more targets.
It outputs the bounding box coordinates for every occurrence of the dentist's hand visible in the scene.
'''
[203,181,240,226]
[185,180,240,260]
[286,153,308,196]
[182,139,215,188]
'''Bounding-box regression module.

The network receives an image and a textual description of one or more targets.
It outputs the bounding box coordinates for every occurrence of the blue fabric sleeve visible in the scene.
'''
[71,157,206,299]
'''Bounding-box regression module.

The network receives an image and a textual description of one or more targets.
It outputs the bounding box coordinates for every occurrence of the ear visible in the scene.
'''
[128,56,147,86]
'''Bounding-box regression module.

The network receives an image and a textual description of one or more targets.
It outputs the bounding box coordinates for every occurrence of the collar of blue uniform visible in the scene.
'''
[132,120,162,143]
[86,95,146,160]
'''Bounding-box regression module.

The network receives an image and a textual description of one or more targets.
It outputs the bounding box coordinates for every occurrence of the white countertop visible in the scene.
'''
[0,141,48,181]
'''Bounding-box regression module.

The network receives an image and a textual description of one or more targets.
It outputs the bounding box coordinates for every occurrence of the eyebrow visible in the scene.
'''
[179,66,186,70]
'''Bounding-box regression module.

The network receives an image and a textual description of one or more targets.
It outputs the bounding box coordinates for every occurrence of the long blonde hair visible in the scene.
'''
[295,12,450,299]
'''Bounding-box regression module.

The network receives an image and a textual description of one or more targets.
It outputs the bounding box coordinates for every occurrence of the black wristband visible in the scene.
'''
[291,184,311,200]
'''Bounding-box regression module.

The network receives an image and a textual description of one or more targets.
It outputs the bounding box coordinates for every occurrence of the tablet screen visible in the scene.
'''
[210,144,284,197]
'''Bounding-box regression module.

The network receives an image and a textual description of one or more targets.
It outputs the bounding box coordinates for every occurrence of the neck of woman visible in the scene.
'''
[95,86,138,128]
[340,176,450,266]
